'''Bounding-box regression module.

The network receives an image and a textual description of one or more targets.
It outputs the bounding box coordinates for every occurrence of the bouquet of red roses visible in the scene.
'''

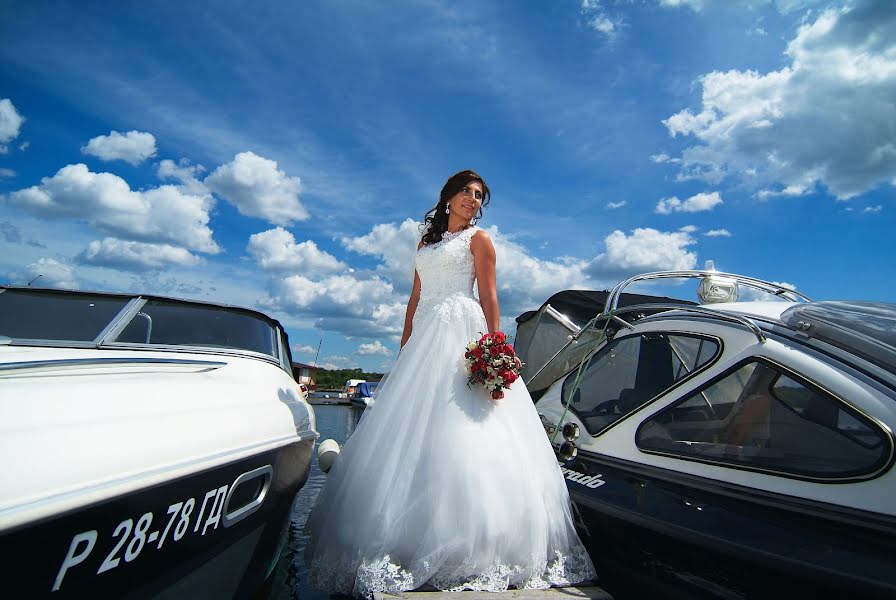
[463,331,522,400]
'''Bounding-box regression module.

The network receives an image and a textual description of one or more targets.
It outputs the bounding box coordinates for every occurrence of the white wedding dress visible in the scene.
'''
[305,226,596,597]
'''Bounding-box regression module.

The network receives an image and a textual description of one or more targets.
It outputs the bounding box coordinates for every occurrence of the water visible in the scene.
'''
[275,404,363,600]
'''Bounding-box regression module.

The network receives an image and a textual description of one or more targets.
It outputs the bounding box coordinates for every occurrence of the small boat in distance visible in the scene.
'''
[348,380,380,409]
[0,285,318,598]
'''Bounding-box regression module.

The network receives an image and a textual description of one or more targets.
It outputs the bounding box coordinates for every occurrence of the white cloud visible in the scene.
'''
[650,153,681,164]
[581,0,624,41]
[248,227,346,276]
[204,151,308,225]
[18,258,78,289]
[658,0,823,13]
[157,158,208,196]
[262,273,405,338]
[863,205,883,214]
[705,228,732,237]
[81,130,158,165]
[292,343,317,355]
[656,191,723,214]
[6,163,220,253]
[0,168,14,178]
[78,238,203,270]
[663,4,896,200]
[486,226,591,317]
[356,340,392,356]
[606,200,627,209]
[341,218,422,293]
[586,227,698,279]
[0,98,24,153]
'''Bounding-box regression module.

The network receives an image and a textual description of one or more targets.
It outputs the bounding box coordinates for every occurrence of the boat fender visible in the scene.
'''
[318,438,341,473]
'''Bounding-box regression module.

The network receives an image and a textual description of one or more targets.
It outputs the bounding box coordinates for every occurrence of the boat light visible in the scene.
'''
[558,441,578,461]
[562,422,580,442]
[698,260,738,304]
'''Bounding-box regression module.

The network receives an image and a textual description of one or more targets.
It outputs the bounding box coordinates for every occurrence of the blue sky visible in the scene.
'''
[1,0,893,372]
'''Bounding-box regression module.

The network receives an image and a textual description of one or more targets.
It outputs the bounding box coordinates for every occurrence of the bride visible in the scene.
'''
[305,170,596,597]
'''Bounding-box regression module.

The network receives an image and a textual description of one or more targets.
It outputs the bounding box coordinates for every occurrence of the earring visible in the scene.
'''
[445,205,450,215]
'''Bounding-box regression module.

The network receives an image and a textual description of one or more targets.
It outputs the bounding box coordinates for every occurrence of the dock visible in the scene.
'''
[375,585,612,600]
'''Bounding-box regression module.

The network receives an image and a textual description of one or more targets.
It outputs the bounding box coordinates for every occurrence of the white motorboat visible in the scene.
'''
[0,285,318,598]
[521,269,896,599]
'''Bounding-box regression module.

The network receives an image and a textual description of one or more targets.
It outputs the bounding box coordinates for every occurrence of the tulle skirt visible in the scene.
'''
[305,295,596,597]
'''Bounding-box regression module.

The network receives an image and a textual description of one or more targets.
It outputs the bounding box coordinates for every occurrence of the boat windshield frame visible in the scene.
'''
[0,286,291,371]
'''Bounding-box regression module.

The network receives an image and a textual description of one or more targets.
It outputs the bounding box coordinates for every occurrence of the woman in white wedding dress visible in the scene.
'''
[305,170,595,597]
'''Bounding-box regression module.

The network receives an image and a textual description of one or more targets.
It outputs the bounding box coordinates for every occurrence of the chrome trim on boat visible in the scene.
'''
[605,269,812,313]
[93,297,146,345]
[0,357,227,375]
[222,465,273,528]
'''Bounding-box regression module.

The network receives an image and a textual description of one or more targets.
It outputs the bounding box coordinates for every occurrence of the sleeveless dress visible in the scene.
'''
[305,227,596,597]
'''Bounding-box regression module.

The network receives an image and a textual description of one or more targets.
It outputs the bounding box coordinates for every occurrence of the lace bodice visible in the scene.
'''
[415,227,479,318]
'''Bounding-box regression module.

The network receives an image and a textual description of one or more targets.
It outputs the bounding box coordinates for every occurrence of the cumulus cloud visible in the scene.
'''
[341,218,422,293]
[157,159,208,196]
[292,343,318,355]
[356,340,392,356]
[205,151,308,225]
[705,228,732,237]
[18,258,78,289]
[485,226,592,317]
[656,191,723,214]
[586,227,698,279]
[248,227,346,275]
[78,238,204,270]
[6,163,219,253]
[81,130,158,165]
[261,273,405,338]
[606,200,627,209]
[863,205,882,214]
[0,98,24,154]
[663,3,896,200]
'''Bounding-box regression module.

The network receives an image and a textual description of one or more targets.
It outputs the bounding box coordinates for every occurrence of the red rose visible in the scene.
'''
[505,344,515,356]
[493,331,506,343]
[480,333,489,343]
[489,346,500,357]
[491,389,504,400]
[506,372,518,384]
[472,348,484,359]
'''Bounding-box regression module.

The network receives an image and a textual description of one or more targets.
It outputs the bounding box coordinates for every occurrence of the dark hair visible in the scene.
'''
[421,170,491,246]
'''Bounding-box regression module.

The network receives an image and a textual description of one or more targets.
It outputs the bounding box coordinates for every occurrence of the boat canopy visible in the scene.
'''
[781,301,896,375]
[515,289,693,398]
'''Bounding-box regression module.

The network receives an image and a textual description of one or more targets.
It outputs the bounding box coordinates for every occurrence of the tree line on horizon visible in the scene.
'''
[311,366,384,390]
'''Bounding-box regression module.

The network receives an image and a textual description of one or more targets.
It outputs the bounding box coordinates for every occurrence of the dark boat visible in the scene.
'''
[521,269,896,599]
[0,286,319,598]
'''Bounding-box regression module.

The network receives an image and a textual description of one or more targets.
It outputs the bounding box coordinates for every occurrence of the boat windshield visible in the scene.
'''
[0,289,131,342]
[0,288,281,360]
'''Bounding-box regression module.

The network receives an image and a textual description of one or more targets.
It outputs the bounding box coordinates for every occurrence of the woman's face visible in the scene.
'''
[448,180,484,223]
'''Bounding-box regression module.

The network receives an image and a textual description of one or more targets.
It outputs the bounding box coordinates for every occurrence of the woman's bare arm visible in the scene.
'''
[400,270,422,349]
[471,230,499,334]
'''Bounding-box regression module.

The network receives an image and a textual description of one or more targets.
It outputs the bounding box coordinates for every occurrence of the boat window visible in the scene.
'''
[112,299,279,358]
[564,333,719,435]
[0,290,130,342]
[636,360,892,480]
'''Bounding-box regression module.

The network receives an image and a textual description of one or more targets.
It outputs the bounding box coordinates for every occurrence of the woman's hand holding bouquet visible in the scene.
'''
[463,331,523,400]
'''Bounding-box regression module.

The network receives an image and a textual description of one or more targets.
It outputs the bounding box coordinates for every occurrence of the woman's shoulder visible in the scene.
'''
[469,227,494,252]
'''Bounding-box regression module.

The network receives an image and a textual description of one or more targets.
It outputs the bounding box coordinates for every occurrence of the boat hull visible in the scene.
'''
[1,439,314,599]
[565,454,896,600]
